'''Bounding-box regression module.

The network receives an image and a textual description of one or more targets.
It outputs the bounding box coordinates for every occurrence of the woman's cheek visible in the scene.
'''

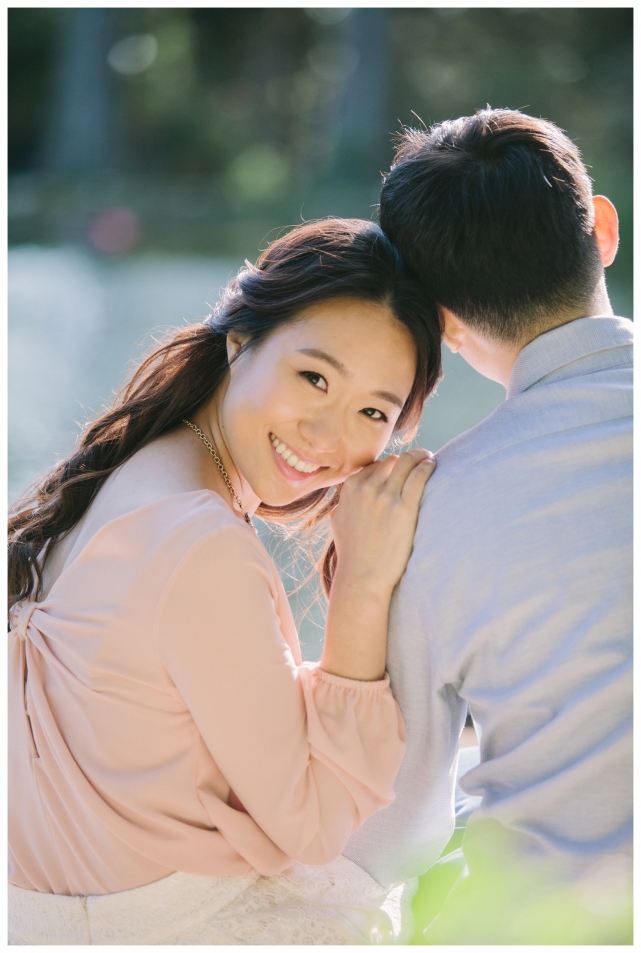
[258,375,303,417]
[341,444,380,478]
[360,429,393,468]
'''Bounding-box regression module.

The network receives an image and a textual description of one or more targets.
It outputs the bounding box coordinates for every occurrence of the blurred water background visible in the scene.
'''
[9,8,632,658]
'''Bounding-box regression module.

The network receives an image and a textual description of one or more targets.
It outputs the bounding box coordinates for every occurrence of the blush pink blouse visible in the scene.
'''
[9,491,406,897]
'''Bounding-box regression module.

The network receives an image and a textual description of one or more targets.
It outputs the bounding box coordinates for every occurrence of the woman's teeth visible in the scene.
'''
[270,433,320,474]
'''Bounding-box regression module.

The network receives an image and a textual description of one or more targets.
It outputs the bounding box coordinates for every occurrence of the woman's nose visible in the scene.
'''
[298,411,345,456]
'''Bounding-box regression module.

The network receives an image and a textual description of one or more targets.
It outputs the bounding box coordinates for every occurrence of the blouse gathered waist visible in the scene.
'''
[8,491,405,897]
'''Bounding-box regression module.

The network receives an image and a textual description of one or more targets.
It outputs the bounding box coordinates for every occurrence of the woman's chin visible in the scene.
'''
[257,476,333,509]
[259,488,321,509]
[250,463,331,507]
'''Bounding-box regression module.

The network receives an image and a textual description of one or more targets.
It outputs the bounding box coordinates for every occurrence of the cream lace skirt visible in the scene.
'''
[8,856,416,945]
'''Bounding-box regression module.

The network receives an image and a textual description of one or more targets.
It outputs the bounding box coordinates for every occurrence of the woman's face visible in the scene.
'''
[217,296,417,507]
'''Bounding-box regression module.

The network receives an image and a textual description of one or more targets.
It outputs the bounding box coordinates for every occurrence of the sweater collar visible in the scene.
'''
[506,315,633,399]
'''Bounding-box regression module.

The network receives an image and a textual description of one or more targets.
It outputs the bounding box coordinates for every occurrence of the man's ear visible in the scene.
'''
[226,330,250,365]
[439,305,466,354]
[593,195,619,268]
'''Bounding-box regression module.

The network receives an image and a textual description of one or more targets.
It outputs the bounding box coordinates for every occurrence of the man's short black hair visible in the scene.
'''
[379,108,603,343]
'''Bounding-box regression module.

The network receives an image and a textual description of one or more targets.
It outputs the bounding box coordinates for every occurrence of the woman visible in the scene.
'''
[8,219,441,944]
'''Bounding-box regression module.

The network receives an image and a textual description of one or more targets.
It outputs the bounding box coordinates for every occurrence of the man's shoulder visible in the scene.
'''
[423,361,632,501]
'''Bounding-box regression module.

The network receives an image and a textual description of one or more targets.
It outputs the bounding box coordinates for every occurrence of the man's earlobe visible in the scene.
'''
[442,333,461,354]
[439,305,464,353]
[593,195,619,268]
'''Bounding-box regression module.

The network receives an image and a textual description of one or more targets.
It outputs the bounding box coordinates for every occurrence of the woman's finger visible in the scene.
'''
[367,454,399,481]
[346,453,398,489]
[400,456,436,506]
[383,449,433,496]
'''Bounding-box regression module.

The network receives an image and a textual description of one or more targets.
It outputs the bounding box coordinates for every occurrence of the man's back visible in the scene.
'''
[345,315,632,890]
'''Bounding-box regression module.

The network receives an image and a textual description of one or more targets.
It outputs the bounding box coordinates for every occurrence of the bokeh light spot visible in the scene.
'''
[108,34,158,75]
[308,41,359,84]
[405,58,459,96]
[87,207,142,254]
[539,43,589,84]
[154,22,191,66]
[229,145,289,201]
[305,9,353,26]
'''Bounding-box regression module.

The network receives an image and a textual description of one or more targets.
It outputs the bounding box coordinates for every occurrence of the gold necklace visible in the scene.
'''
[182,419,254,528]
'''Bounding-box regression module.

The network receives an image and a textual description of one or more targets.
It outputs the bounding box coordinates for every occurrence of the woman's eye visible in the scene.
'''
[300,371,328,391]
[361,407,388,423]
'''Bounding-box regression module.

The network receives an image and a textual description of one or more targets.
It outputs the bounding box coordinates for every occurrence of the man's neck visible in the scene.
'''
[467,284,614,389]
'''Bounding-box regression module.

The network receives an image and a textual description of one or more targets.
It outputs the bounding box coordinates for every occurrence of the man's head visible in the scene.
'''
[379,108,618,357]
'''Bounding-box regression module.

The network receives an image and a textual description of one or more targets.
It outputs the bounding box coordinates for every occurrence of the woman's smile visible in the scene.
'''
[269,431,329,483]
[215,297,419,507]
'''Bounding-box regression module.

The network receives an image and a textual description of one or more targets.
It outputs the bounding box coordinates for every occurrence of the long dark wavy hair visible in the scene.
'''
[9,219,441,608]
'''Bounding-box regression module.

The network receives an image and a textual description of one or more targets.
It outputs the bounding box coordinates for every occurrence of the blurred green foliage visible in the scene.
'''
[411,821,632,944]
[8,7,632,313]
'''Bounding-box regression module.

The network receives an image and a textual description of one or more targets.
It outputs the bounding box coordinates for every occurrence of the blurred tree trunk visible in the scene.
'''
[244,9,294,152]
[337,8,390,181]
[40,8,118,171]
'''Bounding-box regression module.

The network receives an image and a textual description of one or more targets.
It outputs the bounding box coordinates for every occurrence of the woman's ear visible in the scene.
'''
[226,330,250,365]
[593,195,619,268]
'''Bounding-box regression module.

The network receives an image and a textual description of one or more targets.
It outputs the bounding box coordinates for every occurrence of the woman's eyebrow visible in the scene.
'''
[297,348,349,375]
[373,390,404,409]
[298,348,404,409]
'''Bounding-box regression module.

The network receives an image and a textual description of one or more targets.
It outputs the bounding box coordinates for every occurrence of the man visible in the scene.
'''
[344,109,632,943]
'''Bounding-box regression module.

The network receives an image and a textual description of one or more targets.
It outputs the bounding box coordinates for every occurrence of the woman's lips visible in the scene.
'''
[269,432,328,484]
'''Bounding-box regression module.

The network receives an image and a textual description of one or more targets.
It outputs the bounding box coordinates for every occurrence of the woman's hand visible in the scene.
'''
[332,449,436,596]
[321,449,436,682]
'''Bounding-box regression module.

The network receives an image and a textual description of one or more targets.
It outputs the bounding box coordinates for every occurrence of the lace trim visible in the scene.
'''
[9,856,416,945]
